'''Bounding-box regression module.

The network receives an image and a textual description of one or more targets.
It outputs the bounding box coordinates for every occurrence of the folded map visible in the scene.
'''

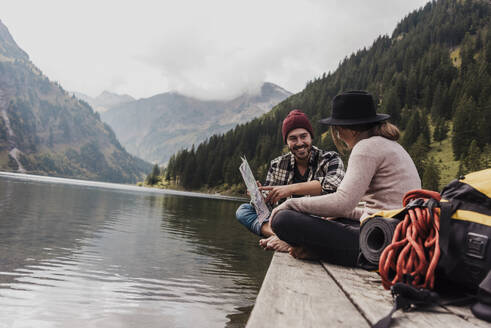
[239,156,271,224]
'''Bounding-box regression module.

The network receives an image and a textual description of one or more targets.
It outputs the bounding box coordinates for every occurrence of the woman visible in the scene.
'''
[269,90,421,266]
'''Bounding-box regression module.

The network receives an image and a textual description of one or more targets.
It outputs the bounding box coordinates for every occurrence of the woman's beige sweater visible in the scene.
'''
[276,136,421,221]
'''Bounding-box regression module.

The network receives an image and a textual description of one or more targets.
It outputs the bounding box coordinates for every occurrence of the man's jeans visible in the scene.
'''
[235,203,269,236]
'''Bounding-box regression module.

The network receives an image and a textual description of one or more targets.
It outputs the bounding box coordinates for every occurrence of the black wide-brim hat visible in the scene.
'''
[319,90,390,126]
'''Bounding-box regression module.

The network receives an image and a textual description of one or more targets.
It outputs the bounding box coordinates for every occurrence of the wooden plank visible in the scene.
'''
[444,305,490,328]
[322,262,486,327]
[247,253,370,328]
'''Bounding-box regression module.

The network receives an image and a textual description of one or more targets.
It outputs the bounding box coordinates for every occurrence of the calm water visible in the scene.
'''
[0,173,272,328]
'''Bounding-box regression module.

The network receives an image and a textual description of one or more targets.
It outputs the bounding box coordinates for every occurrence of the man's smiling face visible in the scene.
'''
[286,128,312,161]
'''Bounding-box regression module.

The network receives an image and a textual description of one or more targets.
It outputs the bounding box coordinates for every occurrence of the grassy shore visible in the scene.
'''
[138,179,246,197]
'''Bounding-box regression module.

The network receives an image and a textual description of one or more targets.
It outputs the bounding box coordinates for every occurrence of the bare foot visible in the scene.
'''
[266,236,290,252]
[260,221,274,237]
[259,235,275,248]
[289,246,320,260]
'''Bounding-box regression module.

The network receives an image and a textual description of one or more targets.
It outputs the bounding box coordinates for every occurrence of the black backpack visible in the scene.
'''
[438,168,491,291]
[360,168,491,327]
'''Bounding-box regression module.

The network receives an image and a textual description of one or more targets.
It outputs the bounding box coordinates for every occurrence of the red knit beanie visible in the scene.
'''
[282,109,314,143]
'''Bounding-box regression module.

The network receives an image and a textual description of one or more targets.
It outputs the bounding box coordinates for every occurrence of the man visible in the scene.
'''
[235,109,345,247]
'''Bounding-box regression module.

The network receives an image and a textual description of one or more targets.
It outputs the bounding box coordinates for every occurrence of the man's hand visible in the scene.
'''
[259,185,293,204]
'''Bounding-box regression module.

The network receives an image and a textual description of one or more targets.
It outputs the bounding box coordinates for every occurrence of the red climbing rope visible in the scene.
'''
[379,190,442,290]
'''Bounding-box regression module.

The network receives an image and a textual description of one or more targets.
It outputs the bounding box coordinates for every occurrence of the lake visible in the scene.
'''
[0,173,272,328]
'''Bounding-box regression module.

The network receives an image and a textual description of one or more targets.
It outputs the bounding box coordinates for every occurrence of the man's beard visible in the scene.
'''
[291,143,311,160]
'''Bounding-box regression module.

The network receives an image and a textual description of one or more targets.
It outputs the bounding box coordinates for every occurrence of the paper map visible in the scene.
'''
[239,156,270,224]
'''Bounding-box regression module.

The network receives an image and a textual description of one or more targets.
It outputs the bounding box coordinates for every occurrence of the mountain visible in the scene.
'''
[0,19,151,183]
[101,82,292,164]
[72,90,135,113]
[0,20,28,61]
[164,0,490,191]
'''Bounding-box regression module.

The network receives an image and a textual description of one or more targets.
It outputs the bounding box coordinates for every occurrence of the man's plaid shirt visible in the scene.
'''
[264,145,345,194]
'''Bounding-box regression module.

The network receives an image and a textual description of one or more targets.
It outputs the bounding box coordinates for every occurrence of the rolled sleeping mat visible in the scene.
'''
[360,216,401,266]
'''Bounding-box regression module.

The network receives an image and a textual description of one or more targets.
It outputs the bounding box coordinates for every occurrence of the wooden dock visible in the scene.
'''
[246,252,488,328]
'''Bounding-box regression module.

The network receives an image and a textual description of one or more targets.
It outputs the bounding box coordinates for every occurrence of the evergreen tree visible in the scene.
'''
[395,75,407,108]
[409,135,430,178]
[421,80,433,112]
[182,159,197,189]
[430,83,445,120]
[457,160,465,178]
[422,157,441,191]
[145,163,161,185]
[382,88,401,124]
[460,32,475,70]
[405,67,419,108]
[401,110,419,148]
[421,115,431,145]
[452,97,478,159]
[399,107,412,130]
[402,110,429,148]
[481,145,491,169]
[208,160,223,187]
[462,140,483,174]
[433,118,448,142]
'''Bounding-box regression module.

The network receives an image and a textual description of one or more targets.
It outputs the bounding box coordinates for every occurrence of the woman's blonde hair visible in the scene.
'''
[330,121,400,154]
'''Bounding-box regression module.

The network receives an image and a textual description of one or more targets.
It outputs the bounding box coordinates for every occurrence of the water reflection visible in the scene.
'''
[0,175,271,328]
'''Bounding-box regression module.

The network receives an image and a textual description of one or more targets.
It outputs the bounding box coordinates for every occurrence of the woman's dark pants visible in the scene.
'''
[271,209,360,267]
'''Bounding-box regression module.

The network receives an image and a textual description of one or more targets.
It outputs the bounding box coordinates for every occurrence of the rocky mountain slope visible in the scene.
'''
[72,90,135,113]
[101,82,291,164]
[0,19,151,183]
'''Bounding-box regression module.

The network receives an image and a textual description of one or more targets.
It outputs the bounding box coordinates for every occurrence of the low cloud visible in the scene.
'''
[134,0,430,100]
[1,0,430,99]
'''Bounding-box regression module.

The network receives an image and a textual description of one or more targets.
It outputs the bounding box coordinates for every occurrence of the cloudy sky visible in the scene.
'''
[1,0,429,100]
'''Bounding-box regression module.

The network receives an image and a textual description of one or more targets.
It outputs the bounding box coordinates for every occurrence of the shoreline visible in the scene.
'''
[140,179,247,199]
[0,171,247,202]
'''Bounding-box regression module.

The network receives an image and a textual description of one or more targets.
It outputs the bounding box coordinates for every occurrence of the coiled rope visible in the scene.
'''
[379,190,442,290]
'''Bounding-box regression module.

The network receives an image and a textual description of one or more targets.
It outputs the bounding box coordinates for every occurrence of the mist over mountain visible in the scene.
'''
[72,90,135,113]
[0,19,151,182]
[101,82,292,164]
